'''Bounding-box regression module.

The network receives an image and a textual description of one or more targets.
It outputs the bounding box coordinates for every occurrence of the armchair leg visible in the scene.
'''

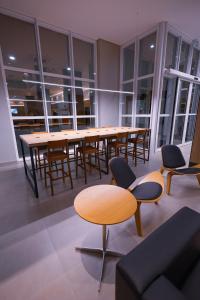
[135,202,143,237]
[196,174,200,185]
[160,166,164,174]
[166,172,173,195]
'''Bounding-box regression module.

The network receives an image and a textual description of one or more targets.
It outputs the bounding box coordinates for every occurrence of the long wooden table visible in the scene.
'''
[20,127,145,198]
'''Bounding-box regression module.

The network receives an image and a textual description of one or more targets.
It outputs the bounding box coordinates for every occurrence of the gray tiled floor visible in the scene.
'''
[1,145,199,300]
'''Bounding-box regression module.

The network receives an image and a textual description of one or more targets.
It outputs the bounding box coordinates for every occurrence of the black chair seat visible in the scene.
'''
[132,182,162,200]
[175,168,200,175]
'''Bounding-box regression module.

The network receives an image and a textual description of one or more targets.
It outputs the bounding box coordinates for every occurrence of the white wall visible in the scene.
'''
[0,67,17,163]
[97,39,120,127]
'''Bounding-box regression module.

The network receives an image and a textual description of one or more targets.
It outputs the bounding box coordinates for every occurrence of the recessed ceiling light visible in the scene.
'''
[67,67,71,71]
[9,55,16,61]
[150,44,155,49]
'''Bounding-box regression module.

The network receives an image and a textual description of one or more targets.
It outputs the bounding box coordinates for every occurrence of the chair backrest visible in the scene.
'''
[109,157,136,189]
[47,139,68,152]
[161,144,186,169]
[84,135,99,148]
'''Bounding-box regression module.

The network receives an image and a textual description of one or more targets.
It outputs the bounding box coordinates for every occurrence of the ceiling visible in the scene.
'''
[0,0,200,45]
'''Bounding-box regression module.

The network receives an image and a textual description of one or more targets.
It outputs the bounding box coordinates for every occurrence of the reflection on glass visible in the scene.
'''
[49,118,73,132]
[179,41,190,73]
[73,38,94,79]
[123,44,134,80]
[157,116,172,147]
[122,117,132,127]
[40,27,70,75]
[160,78,176,114]
[44,77,73,116]
[191,48,199,76]
[77,118,95,129]
[6,71,42,100]
[75,81,95,115]
[0,14,39,70]
[10,100,43,116]
[190,84,200,113]
[136,78,153,114]
[186,115,196,142]
[177,81,190,114]
[122,82,133,114]
[165,33,178,69]
[138,32,156,76]
[135,117,150,128]
[14,119,45,157]
[173,116,185,145]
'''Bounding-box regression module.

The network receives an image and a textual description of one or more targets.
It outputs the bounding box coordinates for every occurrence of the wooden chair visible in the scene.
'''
[109,157,164,236]
[76,135,101,184]
[32,132,48,177]
[160,144,200,195]
[128,129,151,166]
[107,132,129,160]
[43,139,73,195]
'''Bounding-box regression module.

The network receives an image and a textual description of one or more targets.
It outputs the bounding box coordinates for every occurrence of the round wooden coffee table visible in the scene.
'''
[74,184,137,291]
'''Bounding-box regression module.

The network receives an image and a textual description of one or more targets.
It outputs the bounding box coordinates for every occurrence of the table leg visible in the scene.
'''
[20,139,27,177]
[75,224,124,292]
[30,147,39,198]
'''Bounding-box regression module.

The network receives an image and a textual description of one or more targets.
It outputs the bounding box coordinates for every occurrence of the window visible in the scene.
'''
[39,27,70,75]
[122,117,132,127]
[179,41,190,73]
[185,115,196,142]
[48,118,73,132]
[138,32,156,76]
[0,14,38,70]
[136,78,153,114]
[122,82,133,115]
[135,117,150,128]
[44,76,73,116]
[157,117,172,147]
[160,78,176,114]
[173,116,185,145]
[75,81,95,115]
[165,33,178,69]
[73,38,94,79]
[176,81,190,114]
[191,48,199,76]
[190,85,200,113]
[123,44,134,81]
[77,118,95,129]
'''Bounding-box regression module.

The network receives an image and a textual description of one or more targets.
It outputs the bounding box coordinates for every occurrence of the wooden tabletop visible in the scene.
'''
[19,126,146,147]
[74,184,137,225]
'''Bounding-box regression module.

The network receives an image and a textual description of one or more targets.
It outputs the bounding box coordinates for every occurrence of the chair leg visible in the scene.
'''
[135,202,143,237]
[75,150,78,178]
[61,160,65,183]
[166,172,173,195]
[160,166,164,174]
[67,159,73,189]
[196,174,200,185]
[134,143,137,167]
[97,152,101,180]
[143,142,145,164]
[83,153,87,184]
[49,163,54,196]
[44,159,47,187]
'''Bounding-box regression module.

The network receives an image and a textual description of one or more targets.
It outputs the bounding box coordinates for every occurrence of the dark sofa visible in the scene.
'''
[116,207,200,300]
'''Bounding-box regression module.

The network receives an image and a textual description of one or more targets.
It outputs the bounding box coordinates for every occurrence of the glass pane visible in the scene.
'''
[191,48,199,76]
[179,41,190,73]
[165,33,178,69]
[173,116,185,145]
[49,118,73,132]
[177,81,190,114]
[186,115,196,142]
[75,81,95,115]
[73,38,94,79]
[138,32,156,76]
[6,71,42,100]
[190,84,200,113]
[157,116,172,147]
[10,100,43,116]
[14,119,45,157]
[135,117,150,128]
[122,117,132,127]
[40,27,70,75]
[136,78,153,114]
[0,14,39,70]
[77,118,95,129]
[122,82,133,114]
[123,44,134,80]
[160,78,176,114]
[44,76,73,116]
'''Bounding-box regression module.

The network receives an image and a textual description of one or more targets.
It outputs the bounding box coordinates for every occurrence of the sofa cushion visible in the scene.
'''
[143,276,186,300]
[182,258,200,300]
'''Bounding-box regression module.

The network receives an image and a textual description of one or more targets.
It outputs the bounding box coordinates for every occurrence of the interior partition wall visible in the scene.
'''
[0,11,97,158]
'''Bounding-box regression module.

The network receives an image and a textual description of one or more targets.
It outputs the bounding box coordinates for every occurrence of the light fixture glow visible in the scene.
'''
[67,67,71,71]
[150,44,155,49]
[9,55,16,61]
[22,79,135,95]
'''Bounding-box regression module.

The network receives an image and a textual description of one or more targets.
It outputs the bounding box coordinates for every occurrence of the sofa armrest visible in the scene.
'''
[116,207,200,296]
[143,276,186,300]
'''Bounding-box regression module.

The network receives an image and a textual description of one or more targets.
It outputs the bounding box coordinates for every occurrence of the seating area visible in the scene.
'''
[0,2,200,300]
